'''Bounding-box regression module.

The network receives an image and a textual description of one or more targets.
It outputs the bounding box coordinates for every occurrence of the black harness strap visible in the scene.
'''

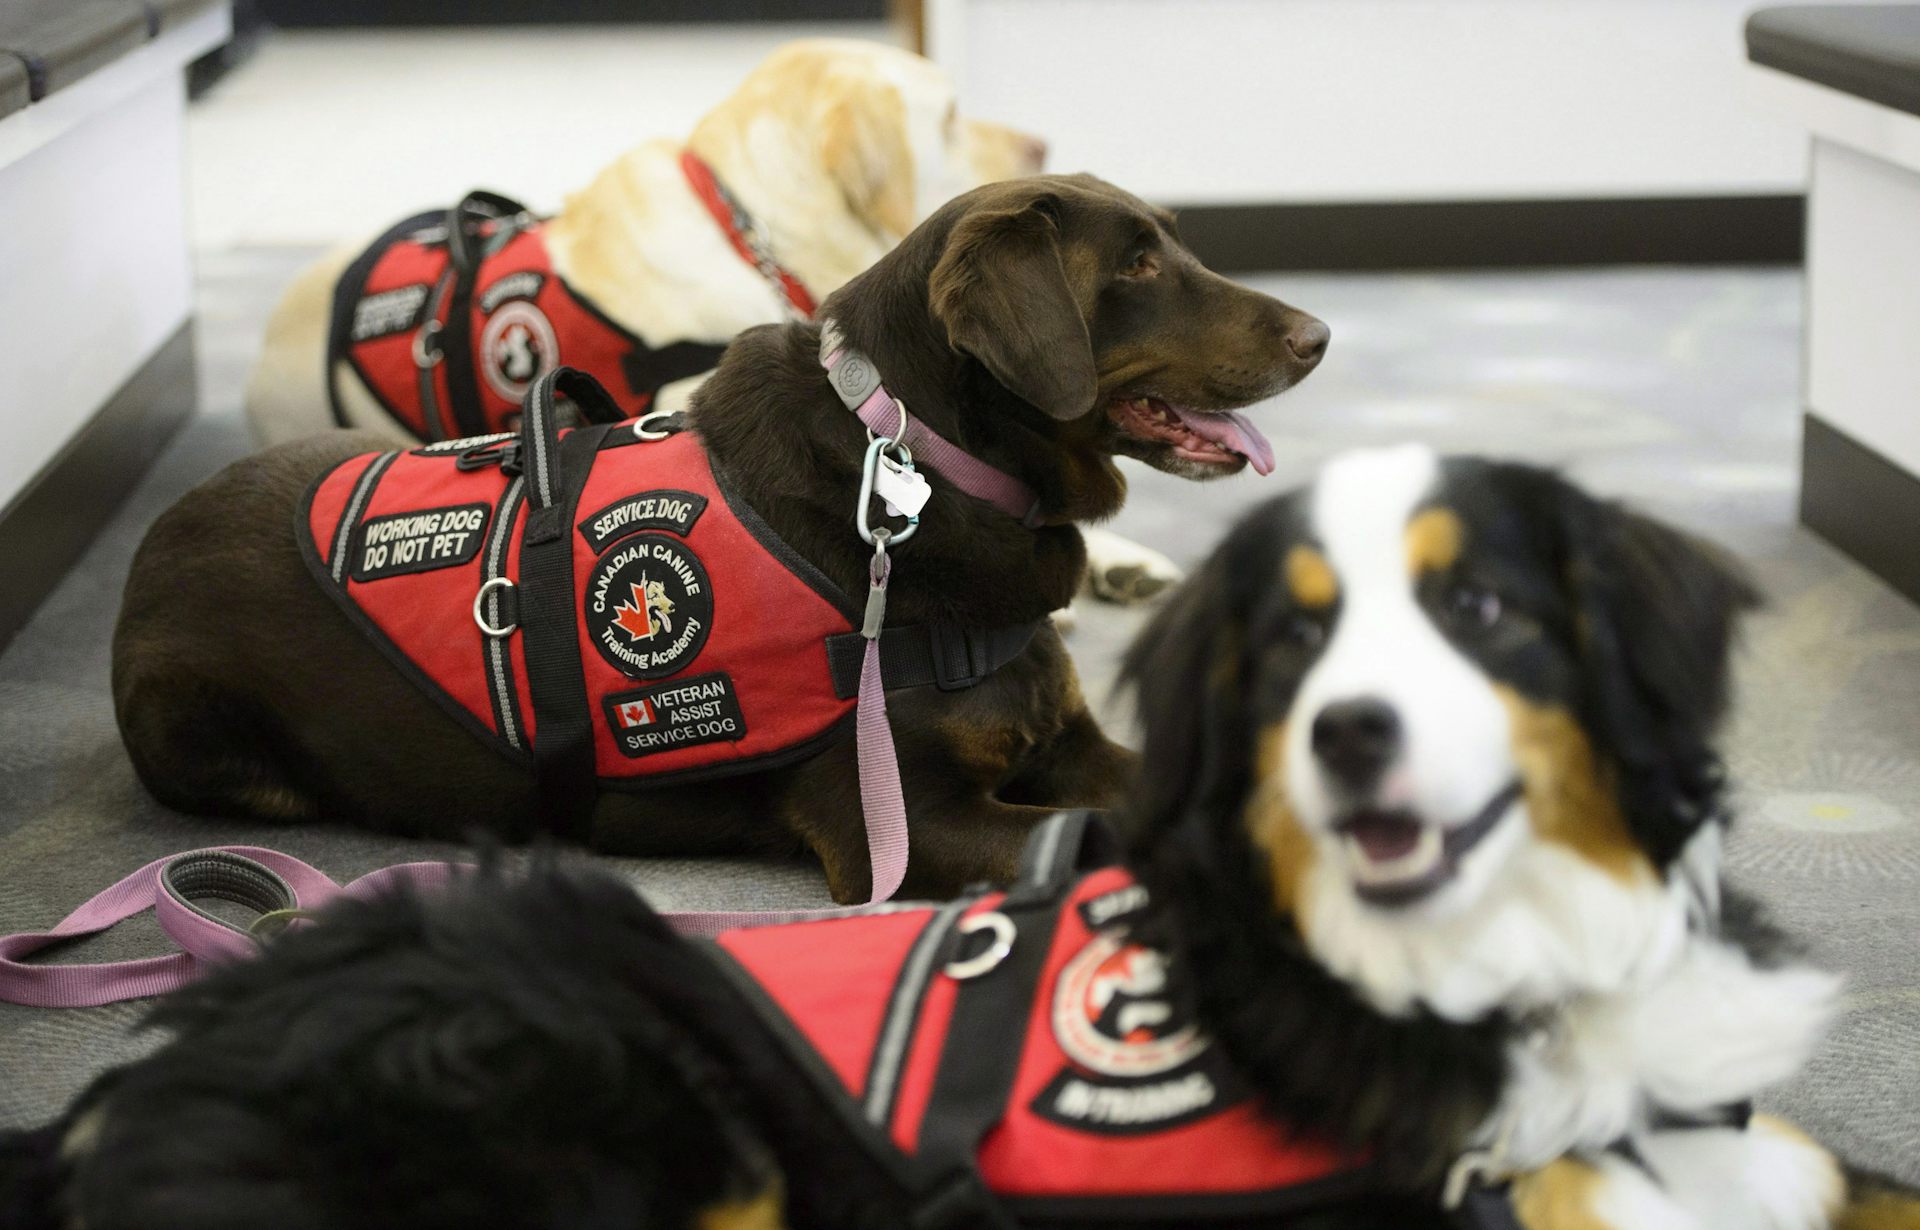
[825,621,1041,699]
[621,338,730,406]
[1449,1183,1528,1230]
[437,190,532,440]
[902,810,1111,1230]
[514,367,628,841]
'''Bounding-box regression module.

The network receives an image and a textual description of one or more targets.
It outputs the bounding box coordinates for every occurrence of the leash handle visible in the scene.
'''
[0,848,462,1009]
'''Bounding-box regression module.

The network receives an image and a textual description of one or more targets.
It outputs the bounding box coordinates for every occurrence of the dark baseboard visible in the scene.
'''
[1174,195,1805,273]
[0,324,196,651]
[1801,413,1920,608]
[257,0,882,25]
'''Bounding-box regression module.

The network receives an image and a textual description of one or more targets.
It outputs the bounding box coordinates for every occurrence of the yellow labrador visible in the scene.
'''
[244,39,1042,447]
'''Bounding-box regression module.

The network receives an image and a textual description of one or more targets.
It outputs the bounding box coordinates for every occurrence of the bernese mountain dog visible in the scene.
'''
[4,445,1913,1230]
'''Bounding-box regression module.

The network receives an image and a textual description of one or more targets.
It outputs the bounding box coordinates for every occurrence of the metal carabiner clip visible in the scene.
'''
[857,435,920,545]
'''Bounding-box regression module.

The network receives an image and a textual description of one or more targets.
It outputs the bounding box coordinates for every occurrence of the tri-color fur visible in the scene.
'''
[1124,444,1907,1229]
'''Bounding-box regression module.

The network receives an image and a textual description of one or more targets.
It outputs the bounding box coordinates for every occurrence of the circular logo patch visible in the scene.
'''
[479,299,559,402]
[585,533,713,680]
[1052,934,1208,1079]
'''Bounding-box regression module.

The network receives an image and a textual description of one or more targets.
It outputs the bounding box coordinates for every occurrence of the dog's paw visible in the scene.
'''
[1082,527,1182,605]
[1512,1154,1702,1230]
[1632,1117,1844,1230]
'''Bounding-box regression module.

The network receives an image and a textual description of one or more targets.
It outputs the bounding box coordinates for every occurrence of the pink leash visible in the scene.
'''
[0,849,461,1009]
[0,841,938,1008]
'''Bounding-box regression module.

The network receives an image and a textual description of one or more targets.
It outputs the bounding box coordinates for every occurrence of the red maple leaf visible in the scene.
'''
[612,583,655,641]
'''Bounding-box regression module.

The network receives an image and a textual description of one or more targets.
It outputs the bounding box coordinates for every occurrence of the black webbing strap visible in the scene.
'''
[514,367,626,841]
[437,189,533,440]
[1449,1183,1527,1230]
[621,339,730,406]
[824,621,1040,699]
[901,811,1112,1230]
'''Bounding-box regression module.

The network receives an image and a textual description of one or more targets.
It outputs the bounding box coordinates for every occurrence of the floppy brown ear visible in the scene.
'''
[927,198,1098,421]
[820,74,916,240]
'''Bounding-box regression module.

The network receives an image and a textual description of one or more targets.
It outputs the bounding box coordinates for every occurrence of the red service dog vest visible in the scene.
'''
[707,813,1375,1222]
[327,192,727,442]
[298,369,1039,834]
[300,425,859,786]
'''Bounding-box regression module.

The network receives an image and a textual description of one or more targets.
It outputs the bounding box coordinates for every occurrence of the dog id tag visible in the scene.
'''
[874,456,933,519]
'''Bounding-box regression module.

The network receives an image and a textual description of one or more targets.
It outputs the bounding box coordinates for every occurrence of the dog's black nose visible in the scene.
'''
[1311,697,1400,791]
[1286,317,1331,366]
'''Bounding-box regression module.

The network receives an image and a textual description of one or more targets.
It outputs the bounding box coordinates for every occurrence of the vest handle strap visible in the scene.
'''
[516,368,617,841]
[444,188,531,277]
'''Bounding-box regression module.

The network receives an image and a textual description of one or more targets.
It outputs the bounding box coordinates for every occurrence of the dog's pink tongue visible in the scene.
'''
[1170,407,1275,476]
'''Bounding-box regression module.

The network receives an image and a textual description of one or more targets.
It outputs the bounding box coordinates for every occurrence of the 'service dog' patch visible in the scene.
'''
[586,532,713,680]
[603,672,747,759]
[578,489,709,553]
[351,503,490,581]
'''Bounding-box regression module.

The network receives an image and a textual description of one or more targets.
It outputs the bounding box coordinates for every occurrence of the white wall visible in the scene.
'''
[0,8,228,519]
[929,0,1861,205]
[1805,139,1920,476]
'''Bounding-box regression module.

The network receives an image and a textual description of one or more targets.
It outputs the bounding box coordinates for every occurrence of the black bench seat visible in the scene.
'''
[0,56,27,121]
[0,0,222,106]
[0,1,150,103]
[1746,4,1920,118]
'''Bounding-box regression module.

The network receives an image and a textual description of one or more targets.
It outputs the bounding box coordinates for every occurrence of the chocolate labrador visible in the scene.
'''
[113,174,1327,899]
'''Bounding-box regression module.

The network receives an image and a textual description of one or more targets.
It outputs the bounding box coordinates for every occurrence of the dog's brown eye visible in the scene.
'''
[1446,584,1503,631]
[1121,247,1160,279]
[1282,612,1327,648]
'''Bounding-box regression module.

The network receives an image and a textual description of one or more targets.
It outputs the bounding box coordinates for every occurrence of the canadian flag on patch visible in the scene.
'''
[617,698,658,728]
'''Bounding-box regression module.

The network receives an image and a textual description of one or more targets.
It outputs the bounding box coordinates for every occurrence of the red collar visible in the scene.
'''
[680,151,819,319]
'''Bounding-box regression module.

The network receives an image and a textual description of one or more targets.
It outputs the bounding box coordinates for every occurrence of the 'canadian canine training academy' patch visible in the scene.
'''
[603,671,747,758]
[351,503,490,581]
[1032,886,1246,1135]
[585,532,713,680]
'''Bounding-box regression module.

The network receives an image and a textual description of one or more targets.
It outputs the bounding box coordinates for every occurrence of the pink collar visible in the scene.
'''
[820,320,1042,527]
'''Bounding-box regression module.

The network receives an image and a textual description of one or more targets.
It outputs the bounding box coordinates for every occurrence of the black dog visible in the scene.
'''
[13,448,1914,1230]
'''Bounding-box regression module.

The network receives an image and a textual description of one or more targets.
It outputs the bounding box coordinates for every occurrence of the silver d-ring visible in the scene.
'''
[632,410,675,441]
[472,577,517,637]
[412,320,443,368]
[945,910,1015,980]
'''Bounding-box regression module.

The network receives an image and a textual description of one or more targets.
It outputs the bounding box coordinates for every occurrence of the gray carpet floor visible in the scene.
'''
[1,254,1915,1184]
